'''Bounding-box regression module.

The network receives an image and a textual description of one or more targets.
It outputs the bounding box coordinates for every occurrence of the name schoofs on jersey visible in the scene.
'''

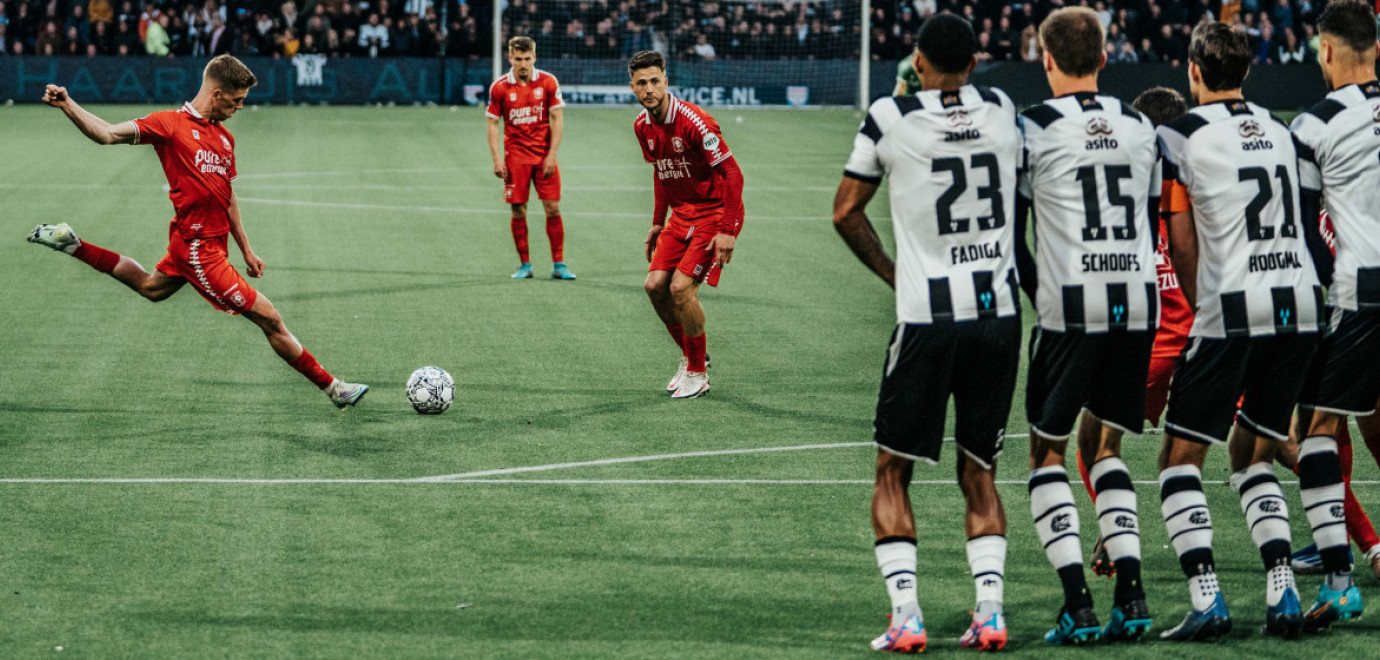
[1019,92,1162,333]
[845,85,1022,325]
[1157,99,1323,338]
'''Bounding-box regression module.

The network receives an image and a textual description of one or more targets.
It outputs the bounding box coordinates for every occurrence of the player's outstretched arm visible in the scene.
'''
[487,117,507,179]
[832,175,895,288]
[42,85,137,145]
[227,191,265,278]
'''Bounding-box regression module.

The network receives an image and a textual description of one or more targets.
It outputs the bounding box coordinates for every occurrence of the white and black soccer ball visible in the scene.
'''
[405,366,454,414]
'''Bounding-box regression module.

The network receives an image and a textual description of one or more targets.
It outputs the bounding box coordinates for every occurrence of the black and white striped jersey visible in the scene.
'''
[844,85,1022,324]
[1292,82,1380,312]
[1157,99,1323,338]
[1019,93,1161,333]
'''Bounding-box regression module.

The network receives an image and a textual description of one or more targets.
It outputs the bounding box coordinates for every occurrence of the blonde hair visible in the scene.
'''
[204,54,257,90]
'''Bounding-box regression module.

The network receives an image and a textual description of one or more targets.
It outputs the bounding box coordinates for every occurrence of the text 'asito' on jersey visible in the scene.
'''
[1019,92,1162,334]
[1293,82,1380,312]
[1158,99,1323,338]
[845,85,1022,325]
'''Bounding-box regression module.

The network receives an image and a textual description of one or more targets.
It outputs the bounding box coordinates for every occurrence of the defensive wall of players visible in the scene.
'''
[1,56,1347,109]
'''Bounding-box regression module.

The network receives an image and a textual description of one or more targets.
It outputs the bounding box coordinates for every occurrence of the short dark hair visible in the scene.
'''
[509,35,535,53]
[628,50,666,77]
[1318,0,1378,54]
[1132,86,1188,127]
[1189,22,1252,91]
[916,14,977,75]
[204,54,256,90]
[1039,7,1105,77]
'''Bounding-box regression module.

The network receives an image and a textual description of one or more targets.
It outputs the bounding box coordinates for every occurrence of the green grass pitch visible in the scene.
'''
[1,103,1377,657]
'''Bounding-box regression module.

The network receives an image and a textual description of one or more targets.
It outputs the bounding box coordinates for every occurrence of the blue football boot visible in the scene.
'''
[1263,586,1303,638]
[1045,605,1100,645]
[1160,592,1232,642]
[1102,597,1152,642]
[551,262,577,280]
[511,262,533,279]
[1304,581,1364,632]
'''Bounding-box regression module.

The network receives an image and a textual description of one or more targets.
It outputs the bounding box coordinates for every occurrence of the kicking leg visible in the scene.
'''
[241,294,367,408]
[29,224,186,301]
[870,450,926,653]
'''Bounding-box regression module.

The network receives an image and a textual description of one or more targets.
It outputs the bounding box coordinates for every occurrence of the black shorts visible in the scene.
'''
[1164,334,1320,444]
[1026,329,1155,439]
[873,317,1021,468]
[1299,308,1380,416]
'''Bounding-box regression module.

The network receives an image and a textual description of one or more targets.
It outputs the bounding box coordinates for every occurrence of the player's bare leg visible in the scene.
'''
[1075,413,1150,641]
[1028,432,1100,644]
[957,452,1009,651]
[870,450,927,652]
[645,270,691,392]
[1296,408,1365,629]
[1223,423,1303,637]
[29,223,187,300]
[509,202,532,278]
[241,294,368,408]
[667,271,709,398]
[1157,436,1232,641]
[540,198,575,280]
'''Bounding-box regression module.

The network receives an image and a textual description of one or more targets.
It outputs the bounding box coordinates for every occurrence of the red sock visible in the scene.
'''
[73,241,120,274]
[546,215,564,262]
[666,324,687,356]
[289,349,334,390]
[1339,426,1380,551]
[1075,449,1096,502]
[511,216,530,263]
[686,333,707,372]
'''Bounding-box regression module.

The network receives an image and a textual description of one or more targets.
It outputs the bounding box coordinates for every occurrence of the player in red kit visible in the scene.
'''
[487,36,575,280]
[27,54,368,408]
[628,50,745,399]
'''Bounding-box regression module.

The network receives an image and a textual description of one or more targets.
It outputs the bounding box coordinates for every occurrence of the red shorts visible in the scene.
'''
[1145,354,1176,426]
[155,225,258,315]
[649,212,726,287]
[503,159,560,205]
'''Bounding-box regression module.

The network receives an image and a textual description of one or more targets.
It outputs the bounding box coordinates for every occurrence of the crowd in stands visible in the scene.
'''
[0,0,1344,64]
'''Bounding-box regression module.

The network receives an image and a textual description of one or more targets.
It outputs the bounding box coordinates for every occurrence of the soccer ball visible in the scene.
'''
[406,366,454,414]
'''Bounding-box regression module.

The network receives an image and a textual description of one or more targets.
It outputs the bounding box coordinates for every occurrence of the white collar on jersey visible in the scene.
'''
[663,95,679,124]
[505,69,543,85]
[182,102,203,118]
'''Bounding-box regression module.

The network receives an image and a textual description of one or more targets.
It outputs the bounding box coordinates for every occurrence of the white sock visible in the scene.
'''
[966,535,1006,609]
[1299,436,1350,581]
[1230,462,1292,571]
[1267,564,1297,607]
[1029,465,1082,569]
[1091,457,1140,562]
[876,539,920,620]
[1189,572,1221,611]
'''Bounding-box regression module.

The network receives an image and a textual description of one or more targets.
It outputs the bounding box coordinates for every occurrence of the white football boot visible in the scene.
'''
[28,223,82,254]
[327,379,370,408]
[667,356,689,393]
[671,370,709,399]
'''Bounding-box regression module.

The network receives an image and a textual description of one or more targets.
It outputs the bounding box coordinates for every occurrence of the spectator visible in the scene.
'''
[1277,26,1307,64]
[208,15,229,54]
[1273,0,1294,32]
[692,31,714,59]
[68,4,89,44]
[35,19,63,53]
[0,24,8,55]
[1137,37,1158,63]
[358,12,387,56]
[1019,24,1039,62]
[1117,39,1138,64]
[143,12,168,55]
[233,26,258,54]
[89,0,114,25]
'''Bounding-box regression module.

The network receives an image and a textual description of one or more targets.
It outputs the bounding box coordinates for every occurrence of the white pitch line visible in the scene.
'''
[234,196,842,222]
[413,440,880,481]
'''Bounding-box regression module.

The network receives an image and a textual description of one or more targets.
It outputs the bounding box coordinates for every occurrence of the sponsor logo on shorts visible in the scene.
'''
[693,264,703,276]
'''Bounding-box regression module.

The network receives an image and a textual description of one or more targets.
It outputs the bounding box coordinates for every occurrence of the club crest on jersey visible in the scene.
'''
[946,109,972,127]
[534,88,544,99]
[1084,117,1117,150]
[1239,118,1273,150]
[509,92,517,101]
[672,137,685,153]
[220,135,231,150]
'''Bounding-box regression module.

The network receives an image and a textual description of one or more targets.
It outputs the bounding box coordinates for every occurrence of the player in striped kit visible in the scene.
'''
[833,14,1021,653]
[1287,0,1380,630]
[1014,8,1160,645]
[1154,22,1334,641]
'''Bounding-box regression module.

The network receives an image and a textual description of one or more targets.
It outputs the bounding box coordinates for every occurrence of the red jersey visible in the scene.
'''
[133,103,237,240]
[1153,180,1193,359]
[486,69,564,165]
[634,96,737,227]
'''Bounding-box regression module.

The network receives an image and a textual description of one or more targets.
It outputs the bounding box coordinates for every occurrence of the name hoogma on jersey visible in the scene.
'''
[507,106,545,125]
[194,149,231,176]
[1249,251,1302,272]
